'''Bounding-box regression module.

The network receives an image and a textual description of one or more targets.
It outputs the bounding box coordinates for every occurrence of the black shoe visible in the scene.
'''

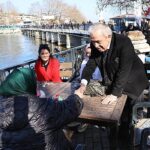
[77,123,88,133]
[75,144,86,150]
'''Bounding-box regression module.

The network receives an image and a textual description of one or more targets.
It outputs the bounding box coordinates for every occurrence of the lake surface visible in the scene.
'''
[0,33,65,69]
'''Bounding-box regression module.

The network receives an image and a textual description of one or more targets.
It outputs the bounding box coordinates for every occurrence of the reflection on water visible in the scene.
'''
[0,34,66,69]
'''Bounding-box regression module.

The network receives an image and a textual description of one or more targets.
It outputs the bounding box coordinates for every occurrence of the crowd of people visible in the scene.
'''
[107,18,150,37]
[0,21,149,149]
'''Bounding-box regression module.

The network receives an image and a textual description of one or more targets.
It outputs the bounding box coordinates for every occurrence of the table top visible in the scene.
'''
[38,82,127,125]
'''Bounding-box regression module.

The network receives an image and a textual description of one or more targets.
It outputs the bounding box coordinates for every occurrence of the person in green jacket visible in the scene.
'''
[0,68,83,150]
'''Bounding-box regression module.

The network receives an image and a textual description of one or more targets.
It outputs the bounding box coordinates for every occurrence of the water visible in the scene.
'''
[0,33,65,69]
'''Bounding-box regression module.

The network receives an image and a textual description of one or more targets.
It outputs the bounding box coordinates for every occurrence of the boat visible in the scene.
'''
[0,25,21,34]
[109,14,141,33]
[0,44,150,149]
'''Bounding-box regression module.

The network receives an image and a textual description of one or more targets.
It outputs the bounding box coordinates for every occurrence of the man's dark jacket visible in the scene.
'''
[0,94,83,150]
[81,33,148,99]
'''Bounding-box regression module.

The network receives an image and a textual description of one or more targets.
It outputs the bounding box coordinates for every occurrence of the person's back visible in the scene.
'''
[0,68,83,150]
[1,94,82,149]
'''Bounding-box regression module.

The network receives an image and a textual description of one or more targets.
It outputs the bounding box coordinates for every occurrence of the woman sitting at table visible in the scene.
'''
[35,44,62,82]
[0,68,83,150]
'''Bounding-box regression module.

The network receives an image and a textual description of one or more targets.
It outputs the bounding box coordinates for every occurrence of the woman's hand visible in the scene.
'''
[74,88,84,99]
[79,83,86,94]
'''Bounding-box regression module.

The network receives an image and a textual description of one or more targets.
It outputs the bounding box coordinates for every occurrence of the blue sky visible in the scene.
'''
[1,0,120,22]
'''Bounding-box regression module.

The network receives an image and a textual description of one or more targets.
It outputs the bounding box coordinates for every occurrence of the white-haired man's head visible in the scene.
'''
[89,23,112,52]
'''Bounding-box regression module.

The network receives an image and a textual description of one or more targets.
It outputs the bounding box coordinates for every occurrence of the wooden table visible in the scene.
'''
[38,82,127,149]
[79,95,127,126]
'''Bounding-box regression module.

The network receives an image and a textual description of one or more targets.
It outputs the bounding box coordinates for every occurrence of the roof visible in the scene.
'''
[110,14,138,19]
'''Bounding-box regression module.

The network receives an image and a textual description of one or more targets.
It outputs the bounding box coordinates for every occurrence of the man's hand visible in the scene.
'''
[101,94,117,104]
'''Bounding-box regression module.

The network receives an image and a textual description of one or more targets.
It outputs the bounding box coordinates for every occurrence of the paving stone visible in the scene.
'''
[93,142,102,150]
[71,125,134,150]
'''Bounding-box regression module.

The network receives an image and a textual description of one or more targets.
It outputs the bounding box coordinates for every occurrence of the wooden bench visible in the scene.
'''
[60,62,73,81]
[131,102,150,148]
[1,61,74,82]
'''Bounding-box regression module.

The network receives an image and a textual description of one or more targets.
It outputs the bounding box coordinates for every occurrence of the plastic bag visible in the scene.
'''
[84,80,105,96]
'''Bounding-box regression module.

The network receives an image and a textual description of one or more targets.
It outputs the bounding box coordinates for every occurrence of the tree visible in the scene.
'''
[28,2,42,16]
[0,3,4,14]
[42,0,67,21]
[28,0,86,24]
[66,6,86,23]
[142,0,150,15]
[5,0,18,15]
[0,1,19,25]
[44,0,86,23]
[96,0,150,15]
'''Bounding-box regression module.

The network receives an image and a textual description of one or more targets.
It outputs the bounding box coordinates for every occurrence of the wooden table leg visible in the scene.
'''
[109,124,119,150]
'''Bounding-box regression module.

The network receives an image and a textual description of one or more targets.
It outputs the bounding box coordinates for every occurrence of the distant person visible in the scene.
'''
[122,23,141,35]
[54,47,60,53]
[108,22,114,31]
[125,23,140,32]
[35,44,62,82]
[0,68,83,149]
[80,43,102,81]
[141,19,149,35]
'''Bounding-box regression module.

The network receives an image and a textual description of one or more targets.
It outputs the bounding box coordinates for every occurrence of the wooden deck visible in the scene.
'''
[71,125,131,150]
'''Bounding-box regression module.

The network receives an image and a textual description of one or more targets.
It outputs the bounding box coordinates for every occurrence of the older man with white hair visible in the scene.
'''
[77,23,148,104]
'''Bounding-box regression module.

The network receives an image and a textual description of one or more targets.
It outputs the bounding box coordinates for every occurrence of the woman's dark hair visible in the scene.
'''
[38,44,53,58]
[38,44,50,54]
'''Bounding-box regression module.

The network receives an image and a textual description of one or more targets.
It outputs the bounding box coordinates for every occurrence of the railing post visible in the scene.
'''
[51,33,55,43]
[57,33,61,46]
[35,31,41,39]
[66,34,71,48]
[46,32,50,41]
[42,32,46,40]
[81,37,87,45]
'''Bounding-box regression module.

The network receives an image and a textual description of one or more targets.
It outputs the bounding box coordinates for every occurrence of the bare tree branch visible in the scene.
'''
[96,0,149,15]
[29,0,86,23]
